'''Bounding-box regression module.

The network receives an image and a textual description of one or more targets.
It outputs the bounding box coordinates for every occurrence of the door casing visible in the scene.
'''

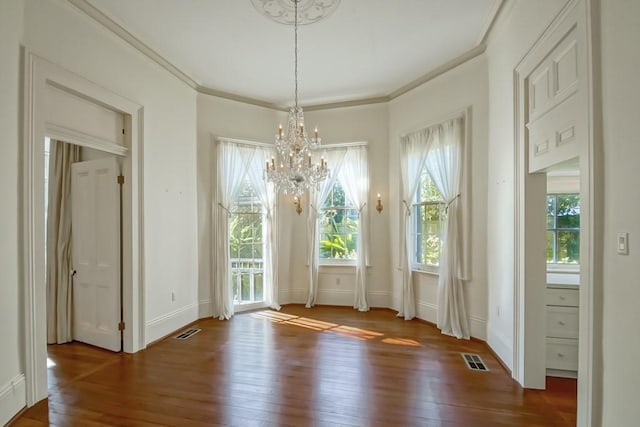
[22,51,145,405]
[513,0,602,425]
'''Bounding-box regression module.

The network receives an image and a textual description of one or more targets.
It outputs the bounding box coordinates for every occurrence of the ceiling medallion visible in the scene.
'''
[250,0,340,25]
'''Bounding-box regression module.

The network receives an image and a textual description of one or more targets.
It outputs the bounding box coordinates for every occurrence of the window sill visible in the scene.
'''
[234,301,268,313]
[547,263,580,273]
[412,266,440,276]
[314,262,372,268]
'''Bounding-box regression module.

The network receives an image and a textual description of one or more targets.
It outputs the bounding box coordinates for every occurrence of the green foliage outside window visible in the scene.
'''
[546,194,580,264]
[319,182,358,260]
[414,170,446,267]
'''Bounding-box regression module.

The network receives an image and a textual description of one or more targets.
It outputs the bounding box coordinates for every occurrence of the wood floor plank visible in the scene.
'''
[12,305,576,426]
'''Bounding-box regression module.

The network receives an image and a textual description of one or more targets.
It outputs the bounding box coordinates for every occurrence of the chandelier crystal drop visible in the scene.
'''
[265,0,329,198]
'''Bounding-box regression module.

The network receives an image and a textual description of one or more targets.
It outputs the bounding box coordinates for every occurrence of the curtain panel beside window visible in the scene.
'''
[307,145,370,311]
[399,117,470,339]
[213,141,280,320]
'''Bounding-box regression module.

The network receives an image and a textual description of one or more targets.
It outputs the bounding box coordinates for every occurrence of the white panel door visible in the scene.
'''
[71,157,121,352]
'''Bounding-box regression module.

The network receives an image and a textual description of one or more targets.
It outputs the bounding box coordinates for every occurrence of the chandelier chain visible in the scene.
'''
[294,0,298,109]
[265,0,329,199]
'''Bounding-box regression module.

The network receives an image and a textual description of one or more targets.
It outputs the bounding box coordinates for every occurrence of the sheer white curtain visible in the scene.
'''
[306,149,347,308]
[339,146,369,312]
[213,142,254,320]
[426,118,469,339]
[46,140,80,344]
[246,146,280,311]
[398,129,435,320]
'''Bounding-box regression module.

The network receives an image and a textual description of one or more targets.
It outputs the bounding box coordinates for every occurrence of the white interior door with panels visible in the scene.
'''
[71,157,121,352]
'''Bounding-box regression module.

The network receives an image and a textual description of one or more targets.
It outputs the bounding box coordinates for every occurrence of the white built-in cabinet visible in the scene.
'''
[546,274,579,377]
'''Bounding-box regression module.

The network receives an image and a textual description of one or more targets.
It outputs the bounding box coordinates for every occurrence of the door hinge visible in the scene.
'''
[118,321,125,331]
[117,175,125,185]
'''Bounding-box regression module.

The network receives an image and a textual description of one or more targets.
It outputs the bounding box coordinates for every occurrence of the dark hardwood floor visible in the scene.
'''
[12,305,576,426]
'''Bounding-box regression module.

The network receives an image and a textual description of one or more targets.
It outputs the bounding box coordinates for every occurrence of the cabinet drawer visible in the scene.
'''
[546,288,579,307]
[547,337,578,371]
[546,306,579,339]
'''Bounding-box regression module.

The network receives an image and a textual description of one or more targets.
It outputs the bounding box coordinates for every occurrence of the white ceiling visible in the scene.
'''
[84,0,499,107]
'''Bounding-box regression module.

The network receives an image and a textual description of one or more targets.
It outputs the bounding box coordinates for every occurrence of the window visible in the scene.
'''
[319,181,359,261]
[413,169,447,269]
[546,193,580,264]
[229,181,264,303]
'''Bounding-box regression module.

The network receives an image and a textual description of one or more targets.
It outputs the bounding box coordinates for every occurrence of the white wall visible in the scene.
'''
[600,0,640,424]
[22,0,199,344]
[388,55,489,339]
[286,104,391,307]
[0,0,26,424]
[196,93,280,315]
[484,0,566,366]
[547,175,581,193]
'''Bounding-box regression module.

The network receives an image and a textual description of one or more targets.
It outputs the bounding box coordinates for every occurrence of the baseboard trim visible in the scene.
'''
[395,300,487,341]
[0,374,26,426]
[198,299,212,318]
[486,342,512,376]
[546,369,577,379]
[487,328,513,373]
[145,303,198,345]
[469,316,488,341]
[416,300,438,322]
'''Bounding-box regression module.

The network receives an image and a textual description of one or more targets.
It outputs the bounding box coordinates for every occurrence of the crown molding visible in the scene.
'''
[67,0,499,111]
[477,0,506,45]
[196,85,287,111]
[67,0,199,90]
[387,44,487,101]
[303,95,390,111]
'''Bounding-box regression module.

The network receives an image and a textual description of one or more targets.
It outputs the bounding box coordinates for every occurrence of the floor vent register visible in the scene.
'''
[461,353,489,371]
[174,328,201,340]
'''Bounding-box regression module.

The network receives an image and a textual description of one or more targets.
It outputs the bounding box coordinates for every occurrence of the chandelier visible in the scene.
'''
[265,0,329,198]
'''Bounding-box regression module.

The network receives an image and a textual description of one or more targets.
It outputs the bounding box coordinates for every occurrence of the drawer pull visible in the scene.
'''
[559,296,566,300]
[557,353,565,358]
[558,321,566,326]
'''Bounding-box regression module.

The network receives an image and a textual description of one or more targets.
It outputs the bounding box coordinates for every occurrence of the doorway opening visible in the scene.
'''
[513,1,599,424]
[43,136,125,394]
[543,161,581,414]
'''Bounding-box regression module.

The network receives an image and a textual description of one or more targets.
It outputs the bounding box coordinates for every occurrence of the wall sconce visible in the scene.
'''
[294,196,302,215]
[376,193,383,213]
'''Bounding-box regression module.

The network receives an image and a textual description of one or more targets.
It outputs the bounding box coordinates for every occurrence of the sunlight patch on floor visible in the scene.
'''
[381,337,422,346]
[250,309,422,346]
[47,357,56,368]
[332,325,384,341]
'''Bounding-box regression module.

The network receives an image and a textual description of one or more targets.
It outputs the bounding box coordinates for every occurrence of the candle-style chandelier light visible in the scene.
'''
[264,0,329,198]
